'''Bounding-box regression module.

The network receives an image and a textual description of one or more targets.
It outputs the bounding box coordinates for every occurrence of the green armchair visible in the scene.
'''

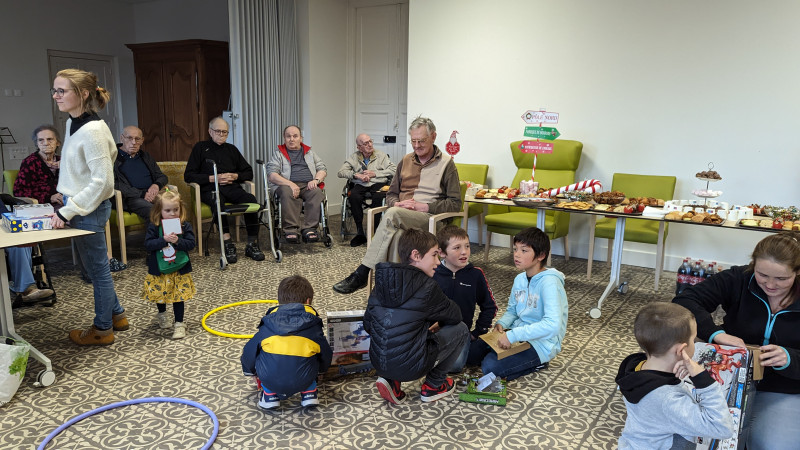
[587,173,676,290]
[483,140,583,263]
[454,163,489,244]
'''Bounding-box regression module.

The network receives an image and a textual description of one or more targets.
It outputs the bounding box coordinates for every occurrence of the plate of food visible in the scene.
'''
[594,190,627,205]
[556,201,593,211]
[665,211,724,225]
[512,197,555,207]
[738,218,799,231]
[594,204,644,215]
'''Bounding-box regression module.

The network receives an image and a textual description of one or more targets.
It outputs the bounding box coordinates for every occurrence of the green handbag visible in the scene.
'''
[157,226,189,274]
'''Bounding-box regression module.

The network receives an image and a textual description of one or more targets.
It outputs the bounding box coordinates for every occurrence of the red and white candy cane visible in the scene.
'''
[544,179,603,197]
[531,154,537,181]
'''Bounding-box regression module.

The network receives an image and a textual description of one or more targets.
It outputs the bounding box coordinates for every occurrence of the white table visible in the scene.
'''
[1,227,92,386]
[465,196,780,319]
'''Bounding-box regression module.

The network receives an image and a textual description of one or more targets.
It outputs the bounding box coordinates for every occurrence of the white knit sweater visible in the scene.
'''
[56,119,117,220]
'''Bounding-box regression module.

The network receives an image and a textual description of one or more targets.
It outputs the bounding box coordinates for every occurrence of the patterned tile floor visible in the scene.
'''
[2,218,682,449]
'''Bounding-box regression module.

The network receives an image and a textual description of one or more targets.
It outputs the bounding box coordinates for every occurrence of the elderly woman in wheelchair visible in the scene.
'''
[266,125,327,244]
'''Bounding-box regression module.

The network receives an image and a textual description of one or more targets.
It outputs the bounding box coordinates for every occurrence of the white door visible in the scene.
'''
[354,3,408,165]
[48,51,120,140]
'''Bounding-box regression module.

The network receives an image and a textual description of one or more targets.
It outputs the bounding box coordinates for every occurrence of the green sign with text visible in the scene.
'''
[523,126,560,140]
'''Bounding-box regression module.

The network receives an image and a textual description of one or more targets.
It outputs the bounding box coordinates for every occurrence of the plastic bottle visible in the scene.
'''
[704,262,716,280]
[690,261,705,286]
[676,258,691,294]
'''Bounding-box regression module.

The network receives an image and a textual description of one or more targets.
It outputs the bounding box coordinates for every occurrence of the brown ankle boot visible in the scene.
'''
[69,325,114,345]
[112,313,129,331]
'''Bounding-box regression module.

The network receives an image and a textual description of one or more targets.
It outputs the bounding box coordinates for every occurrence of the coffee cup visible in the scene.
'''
[727,210,739,221]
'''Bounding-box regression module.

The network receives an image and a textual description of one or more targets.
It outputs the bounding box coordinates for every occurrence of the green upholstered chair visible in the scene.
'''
[3,169,19,193]
[454,163,489,244]
[587,173,676,289]
[109,191,148,265]
[483,140,583,264]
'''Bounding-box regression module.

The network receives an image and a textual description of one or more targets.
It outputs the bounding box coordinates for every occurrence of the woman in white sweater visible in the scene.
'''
[50,69,128,345]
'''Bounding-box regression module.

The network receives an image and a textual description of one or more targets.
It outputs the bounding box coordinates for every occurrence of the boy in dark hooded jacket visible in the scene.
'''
[364,227,469,404]
[241,275,332,410]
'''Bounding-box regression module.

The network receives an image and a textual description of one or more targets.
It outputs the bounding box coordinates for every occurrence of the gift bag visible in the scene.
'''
[0,337,30,406]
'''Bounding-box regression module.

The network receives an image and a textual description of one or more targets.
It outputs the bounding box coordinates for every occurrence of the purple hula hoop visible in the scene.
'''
[37,397,219,450]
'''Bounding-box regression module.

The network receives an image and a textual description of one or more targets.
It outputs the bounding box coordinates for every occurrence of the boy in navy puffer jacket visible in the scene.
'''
[241,275,332,410]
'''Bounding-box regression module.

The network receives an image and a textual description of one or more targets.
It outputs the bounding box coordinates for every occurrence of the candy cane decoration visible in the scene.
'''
[543,179,603,197]
[531,154,537,181]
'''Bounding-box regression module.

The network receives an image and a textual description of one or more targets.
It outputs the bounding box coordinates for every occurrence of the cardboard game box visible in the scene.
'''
[458,376,508,406]
[691,343,753,450]
[324,310,371,378]
[479,329,531,359]
[2,212,53,233]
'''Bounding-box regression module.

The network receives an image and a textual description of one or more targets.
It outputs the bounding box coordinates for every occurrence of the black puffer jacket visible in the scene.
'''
[364,262,463,381]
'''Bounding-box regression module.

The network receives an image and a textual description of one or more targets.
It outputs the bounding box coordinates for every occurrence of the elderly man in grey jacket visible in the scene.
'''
[337,133,396,246]
[266,125,327,243]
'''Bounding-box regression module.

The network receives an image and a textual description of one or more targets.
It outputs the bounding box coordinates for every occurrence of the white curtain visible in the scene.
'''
[228,0,300,201]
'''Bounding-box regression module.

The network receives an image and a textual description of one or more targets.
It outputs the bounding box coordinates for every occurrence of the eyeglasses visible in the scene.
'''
[123,135,144,143]
[210,128,229,136]
[357,139,374,146]
[410,137,429,146]
[50,88,74,97]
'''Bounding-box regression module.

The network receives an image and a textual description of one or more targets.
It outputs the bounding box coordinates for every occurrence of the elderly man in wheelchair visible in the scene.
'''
[337,133,396,247]
[266,125,327,244]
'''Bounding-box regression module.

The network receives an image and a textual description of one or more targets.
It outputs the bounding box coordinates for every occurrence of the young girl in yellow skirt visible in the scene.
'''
[143,187,196,339]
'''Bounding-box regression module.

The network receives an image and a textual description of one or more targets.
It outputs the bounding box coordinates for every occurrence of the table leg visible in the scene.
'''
[536,207,546,230]
[589,216,626,319]
[0,254,55,387]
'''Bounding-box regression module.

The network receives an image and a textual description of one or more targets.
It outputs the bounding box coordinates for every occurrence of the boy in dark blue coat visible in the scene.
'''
[241,275,332,409]
[433,225,497,370]
[364,227,469,404]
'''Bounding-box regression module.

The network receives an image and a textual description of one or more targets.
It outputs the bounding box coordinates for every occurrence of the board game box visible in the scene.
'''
[458,377,508,406]
[324,310,371,377]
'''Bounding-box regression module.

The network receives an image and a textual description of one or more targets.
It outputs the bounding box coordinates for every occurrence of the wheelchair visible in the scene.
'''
[255,159,333,264]
[339,178,391,242]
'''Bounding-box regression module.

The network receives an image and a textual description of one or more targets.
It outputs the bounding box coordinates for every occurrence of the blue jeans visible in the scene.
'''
[426,322,469,387]
[479,340,542,381]
[68,198,124,330]
[745,390,800,450]
[6,246,35,293]
[451,336,490,372]
[263,380,316,398]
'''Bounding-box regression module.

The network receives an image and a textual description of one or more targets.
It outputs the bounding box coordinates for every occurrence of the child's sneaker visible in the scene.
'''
[258,391,280,410]
[300,387,320,407]
[172,322,186,339]
[420,377,456,402]
[157,312,171,329]
[376,377,406,404]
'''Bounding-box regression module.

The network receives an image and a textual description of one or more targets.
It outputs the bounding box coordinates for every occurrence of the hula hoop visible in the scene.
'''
[38,397,219,450]
[202,299,278,339]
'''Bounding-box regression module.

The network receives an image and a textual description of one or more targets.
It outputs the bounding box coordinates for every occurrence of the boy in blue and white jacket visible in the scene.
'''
[476,227,568,380]
[241,275,332,410]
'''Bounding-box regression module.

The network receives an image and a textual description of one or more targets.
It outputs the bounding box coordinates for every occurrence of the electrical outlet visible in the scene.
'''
[7,145,29,160]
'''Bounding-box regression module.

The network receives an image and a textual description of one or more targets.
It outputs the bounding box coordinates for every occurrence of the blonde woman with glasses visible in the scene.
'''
[49,68,129,345]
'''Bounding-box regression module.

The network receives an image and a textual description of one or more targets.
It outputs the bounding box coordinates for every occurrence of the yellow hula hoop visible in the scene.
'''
[201,299,278,339]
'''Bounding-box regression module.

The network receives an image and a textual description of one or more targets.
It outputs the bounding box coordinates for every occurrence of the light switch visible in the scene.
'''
[3,89,11,97]
[13,89,22,97]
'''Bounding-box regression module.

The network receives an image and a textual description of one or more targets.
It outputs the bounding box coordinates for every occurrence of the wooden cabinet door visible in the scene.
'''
[163,60,199,162]
[135,61,168,161]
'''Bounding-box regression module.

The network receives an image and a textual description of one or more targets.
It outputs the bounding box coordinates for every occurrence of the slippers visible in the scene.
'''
[303,230,320,243]
[285,233,301,244]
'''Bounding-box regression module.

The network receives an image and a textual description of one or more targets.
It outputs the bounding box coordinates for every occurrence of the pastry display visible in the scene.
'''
[558,201,592,210]
[664,211,723,224]
[627,197,665,207]
[473,187,520,199]
[696,170,722,180]
[594,190,626,205]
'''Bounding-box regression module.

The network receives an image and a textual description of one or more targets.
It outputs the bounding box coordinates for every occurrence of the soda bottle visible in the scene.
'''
[704,262,716,280]
[676,258,691,294]
[690,261,704,286]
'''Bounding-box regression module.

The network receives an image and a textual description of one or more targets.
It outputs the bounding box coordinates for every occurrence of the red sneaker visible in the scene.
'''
[420,377,456,402]
[376,377,406,404]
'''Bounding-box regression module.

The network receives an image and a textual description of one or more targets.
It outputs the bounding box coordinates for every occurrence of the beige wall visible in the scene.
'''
[407,0,800,269]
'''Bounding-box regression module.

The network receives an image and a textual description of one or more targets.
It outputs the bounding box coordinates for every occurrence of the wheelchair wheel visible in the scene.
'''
[272,226,281,251]
[323,235,333,248]
[275,249,283,263]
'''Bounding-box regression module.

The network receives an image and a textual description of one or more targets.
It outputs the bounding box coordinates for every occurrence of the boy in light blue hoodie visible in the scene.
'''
[476,227,568,380]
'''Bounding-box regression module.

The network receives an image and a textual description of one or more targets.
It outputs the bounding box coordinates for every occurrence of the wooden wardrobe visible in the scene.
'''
[126,40,230,162]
